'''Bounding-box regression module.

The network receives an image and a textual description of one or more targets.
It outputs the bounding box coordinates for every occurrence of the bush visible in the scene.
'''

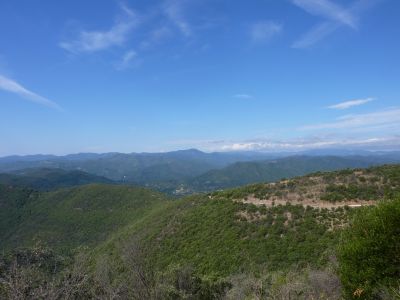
[338,198,400,299]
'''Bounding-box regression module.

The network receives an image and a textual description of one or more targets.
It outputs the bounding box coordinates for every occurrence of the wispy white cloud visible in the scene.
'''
[114,50,138,70]
[60,4,139,53]
[219,136,398,151]
[328,97,375,110]
[292,21,339,48]
[292,0,382,48]
[168,106,400,152]
[170,135,400,152]
[250,21,283,43]
[163,0,192,36]
[140,26,173,50]
[300,108,400,130]
[234,94,253,99]
[292,0,357,28]
[0,74,62,110]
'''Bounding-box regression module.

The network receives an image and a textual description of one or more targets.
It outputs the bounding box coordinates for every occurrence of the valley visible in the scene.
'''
[0,159,399,299]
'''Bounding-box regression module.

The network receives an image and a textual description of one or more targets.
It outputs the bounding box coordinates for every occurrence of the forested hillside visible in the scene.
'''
[0,168,113,191]
[1,164,399,299]
[0,184,168,252]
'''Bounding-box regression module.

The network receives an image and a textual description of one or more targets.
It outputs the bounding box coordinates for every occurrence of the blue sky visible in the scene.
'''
[0,0,399,155]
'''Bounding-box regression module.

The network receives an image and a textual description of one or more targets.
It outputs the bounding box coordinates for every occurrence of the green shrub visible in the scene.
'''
[338,198,400,299]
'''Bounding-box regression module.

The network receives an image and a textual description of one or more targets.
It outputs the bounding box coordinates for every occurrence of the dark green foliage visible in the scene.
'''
[0,185,39,243]
[321,184,382,202]
[1,164,400,298]
[107,196,344,278]
[0,184,168,252]
[338,198,400,299]
[321,165,400,202]
[0,168,113,191]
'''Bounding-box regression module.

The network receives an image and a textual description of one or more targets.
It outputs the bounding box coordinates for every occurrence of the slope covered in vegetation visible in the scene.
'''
[213,164,400,206]
[1,164,399,299]
[0,168,113,191]
[94,165,400,278]
[186,156,398,192]
[0,184,168,252]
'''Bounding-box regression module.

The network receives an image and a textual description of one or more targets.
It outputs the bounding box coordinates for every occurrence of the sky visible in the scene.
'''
[0,0,399,156]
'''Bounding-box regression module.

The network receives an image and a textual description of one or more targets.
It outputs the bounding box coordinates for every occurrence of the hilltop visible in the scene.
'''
[185,155,398,192]
[0,168,113,191]
[93,164,400,277]
[212,164,400,208]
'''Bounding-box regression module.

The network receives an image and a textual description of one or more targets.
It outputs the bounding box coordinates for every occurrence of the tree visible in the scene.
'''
[338,198,400,299]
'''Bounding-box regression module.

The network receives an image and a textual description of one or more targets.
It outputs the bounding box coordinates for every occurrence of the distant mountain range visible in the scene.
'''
[0,149,276,181]
[1,149,400,194]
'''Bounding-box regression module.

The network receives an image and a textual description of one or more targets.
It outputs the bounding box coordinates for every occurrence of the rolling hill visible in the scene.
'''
[96,164,400,277]
[0,168,113,191]
[184,155,400,193]
[2,164,399,256]
[0,184,169,252]
[1,164,399,299]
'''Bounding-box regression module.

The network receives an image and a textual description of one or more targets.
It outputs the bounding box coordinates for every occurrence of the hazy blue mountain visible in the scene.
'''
[0,149,279,183]
[1,150,400,194]
[0,154,58,163]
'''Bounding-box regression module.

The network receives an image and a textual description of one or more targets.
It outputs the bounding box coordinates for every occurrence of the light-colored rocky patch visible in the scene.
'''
[236,210,266,222]
[239,194,375,209]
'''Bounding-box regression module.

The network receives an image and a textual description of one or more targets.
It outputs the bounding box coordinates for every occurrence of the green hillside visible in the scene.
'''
[0,184,168,252]
[101,194,345,277]
[1,165,399,299]
[2,164,399,262]
[186,156,389,192]
[0,168,113,191]
[94,165,400,277]
[0,185,40,246]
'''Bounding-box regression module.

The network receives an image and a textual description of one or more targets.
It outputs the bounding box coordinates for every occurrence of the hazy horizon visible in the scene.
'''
[2,147,400,159]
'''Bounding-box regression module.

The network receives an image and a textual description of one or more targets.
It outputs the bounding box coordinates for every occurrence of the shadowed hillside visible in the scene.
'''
[0,168,113,191]
[0,184,169,252]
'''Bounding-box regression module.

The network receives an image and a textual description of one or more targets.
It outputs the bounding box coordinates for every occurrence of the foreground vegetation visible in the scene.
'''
[1,198,399,299]
[338,197,400,299]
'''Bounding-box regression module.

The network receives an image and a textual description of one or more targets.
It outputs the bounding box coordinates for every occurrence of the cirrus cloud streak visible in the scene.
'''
[328,97,375,110]
[0,74,62,110]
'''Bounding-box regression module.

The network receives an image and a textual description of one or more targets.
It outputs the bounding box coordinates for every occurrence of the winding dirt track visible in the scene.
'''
[240,195,376,209]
